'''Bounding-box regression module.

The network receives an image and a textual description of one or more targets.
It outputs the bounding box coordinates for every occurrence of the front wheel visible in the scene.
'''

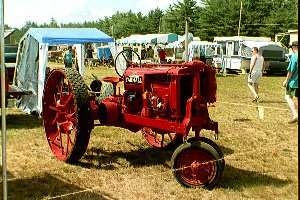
[171,141,224,188]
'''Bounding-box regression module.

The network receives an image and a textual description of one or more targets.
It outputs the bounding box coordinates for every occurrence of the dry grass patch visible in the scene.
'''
[0,65,298,199]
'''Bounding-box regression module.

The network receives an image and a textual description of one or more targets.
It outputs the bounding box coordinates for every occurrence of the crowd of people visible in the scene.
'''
[62,43,95,70]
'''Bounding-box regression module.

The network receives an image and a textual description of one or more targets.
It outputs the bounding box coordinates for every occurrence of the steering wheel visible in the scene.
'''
[114,49,141,77]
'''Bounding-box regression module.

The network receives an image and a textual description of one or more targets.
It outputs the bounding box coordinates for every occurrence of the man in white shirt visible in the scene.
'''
[247,47,265,102]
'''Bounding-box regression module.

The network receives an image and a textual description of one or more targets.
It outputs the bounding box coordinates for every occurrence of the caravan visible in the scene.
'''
[165,40,222,65]
[188,41,222,65]
[213,36,288,74]
[115,33,179,63]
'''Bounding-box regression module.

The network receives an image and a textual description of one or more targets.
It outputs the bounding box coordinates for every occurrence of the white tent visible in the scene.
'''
[116,33,178,44]
[14,28,114,115]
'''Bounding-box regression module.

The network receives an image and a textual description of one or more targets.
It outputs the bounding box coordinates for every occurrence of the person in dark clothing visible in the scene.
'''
[85,44,94,69]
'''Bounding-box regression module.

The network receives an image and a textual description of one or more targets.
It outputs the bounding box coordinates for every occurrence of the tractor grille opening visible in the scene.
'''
[180,75,193,117]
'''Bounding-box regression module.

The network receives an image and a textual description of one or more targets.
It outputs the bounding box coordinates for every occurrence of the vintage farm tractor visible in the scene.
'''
[42,49,225,188]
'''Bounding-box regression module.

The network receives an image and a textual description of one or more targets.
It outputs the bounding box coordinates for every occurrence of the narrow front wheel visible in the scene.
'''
[171,141,224,188]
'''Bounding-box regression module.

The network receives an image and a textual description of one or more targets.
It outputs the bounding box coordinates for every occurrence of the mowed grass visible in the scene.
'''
[1,63,298,200]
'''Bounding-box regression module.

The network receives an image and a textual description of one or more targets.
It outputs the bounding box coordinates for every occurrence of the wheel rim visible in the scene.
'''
[43,70,78,161]
[141,127,182,149]
[176,148,216,185]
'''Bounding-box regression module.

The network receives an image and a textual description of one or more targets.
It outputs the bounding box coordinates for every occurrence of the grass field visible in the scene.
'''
[0,63,298,200]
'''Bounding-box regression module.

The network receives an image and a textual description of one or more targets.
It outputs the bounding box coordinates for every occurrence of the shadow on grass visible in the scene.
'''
[4,114,42,129]
[0,173,116,200]
[233,118,252,122]
[77,144,234,170]
[78,146,173,170]
[259,100,286,104]
[217,73,240,77]
[219,145,234,156]
[217,165,292,190]
[0,167,15,180]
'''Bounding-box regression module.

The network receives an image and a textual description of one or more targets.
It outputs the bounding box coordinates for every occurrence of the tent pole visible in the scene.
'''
[184,19,189,62]
[0,0,8,198]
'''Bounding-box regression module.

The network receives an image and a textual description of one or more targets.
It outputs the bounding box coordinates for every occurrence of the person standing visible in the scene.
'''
[247,47,265,102]
[158,47,167,64]
[85,44,94,69]
[146,46,154,62]
[283,41,298,124]
[141,45,147,60]
[63,45,73,68]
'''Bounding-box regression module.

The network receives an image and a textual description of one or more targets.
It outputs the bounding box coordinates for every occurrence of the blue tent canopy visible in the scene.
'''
[24,28,114,44]
[15,28,115,115]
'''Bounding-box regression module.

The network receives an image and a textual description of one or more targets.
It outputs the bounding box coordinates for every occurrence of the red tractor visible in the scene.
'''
[42,50,225,188]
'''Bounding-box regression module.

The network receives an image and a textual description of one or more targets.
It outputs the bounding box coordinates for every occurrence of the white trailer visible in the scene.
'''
[213,36,288,74]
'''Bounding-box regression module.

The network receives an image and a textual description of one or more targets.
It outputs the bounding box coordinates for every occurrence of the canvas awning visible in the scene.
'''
[116,33,178,45]
[15,28,114,114]
[24,28,113,44]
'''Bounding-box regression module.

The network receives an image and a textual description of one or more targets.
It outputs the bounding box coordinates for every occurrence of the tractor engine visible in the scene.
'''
[124,68,171,119]
[122,61,217,123]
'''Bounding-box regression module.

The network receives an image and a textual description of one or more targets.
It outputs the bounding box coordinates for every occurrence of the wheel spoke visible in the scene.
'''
[59,128,64,155]
[57,81,64,97]
[48,129,60,144]
[53,93,57,103]
[160,134,165,147]
[51,114,59,125]
[49,105,59,112]
[63,93,74,107]
[142,127,182,149]
[168,133,174,141]
[66,132,71,156]
[121,52,127,61]
[67,131,74,147]
[65,112,77,123]
[154,132,158,143]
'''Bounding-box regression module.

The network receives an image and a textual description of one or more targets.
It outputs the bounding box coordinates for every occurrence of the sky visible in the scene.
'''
[4,0,179,28]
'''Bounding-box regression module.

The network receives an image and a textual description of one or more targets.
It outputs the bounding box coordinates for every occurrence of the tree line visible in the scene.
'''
[5,0,298,47]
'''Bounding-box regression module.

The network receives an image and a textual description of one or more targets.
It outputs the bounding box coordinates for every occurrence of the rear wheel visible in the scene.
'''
[171,141,224,188]
[43,68,93,163]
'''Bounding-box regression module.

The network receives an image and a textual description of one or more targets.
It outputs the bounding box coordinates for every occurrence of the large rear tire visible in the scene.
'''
[43,68,93,163]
